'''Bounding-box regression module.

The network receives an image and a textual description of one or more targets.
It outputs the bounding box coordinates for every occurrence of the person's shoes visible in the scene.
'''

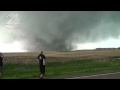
[39,77,43,79]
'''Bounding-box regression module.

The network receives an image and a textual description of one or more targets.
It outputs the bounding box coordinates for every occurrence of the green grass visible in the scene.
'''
[2,64,39,79]
[1,58,120,79]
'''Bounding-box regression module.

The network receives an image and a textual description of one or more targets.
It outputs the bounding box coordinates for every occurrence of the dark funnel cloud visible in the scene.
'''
[1,11,120,51]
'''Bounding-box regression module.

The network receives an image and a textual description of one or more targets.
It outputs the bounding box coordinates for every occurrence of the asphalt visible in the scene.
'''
[65,72,120,79]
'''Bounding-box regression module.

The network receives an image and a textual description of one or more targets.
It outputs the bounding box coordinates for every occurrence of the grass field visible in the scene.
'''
[1,49,120,79]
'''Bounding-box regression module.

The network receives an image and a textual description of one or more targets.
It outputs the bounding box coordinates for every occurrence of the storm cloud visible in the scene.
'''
[0,11,120,51]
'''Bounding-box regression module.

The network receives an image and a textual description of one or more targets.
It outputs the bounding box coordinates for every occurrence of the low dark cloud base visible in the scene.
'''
[1,11,120,51]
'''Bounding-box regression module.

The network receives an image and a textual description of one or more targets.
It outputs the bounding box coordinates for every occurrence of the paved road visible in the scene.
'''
[66,72,120,79]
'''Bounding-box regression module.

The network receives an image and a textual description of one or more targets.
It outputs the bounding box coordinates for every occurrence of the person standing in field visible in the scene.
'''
[0,52,3,78]
[37,51,46,79]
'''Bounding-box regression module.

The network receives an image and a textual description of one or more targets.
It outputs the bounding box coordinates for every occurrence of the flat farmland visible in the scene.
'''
[3,49,120,64]
[2,49,120,79]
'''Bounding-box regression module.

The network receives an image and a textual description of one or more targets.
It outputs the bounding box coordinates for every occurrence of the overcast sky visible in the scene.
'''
[0,11,120,52]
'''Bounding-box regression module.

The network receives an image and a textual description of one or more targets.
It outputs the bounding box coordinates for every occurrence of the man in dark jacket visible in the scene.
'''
[0,52,3,78]
[37,51,46,79]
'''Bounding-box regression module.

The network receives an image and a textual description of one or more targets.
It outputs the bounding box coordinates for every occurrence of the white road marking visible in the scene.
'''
[66,72,120,79]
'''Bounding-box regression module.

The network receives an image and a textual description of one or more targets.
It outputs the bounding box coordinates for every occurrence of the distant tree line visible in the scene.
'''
[96,47,120,50]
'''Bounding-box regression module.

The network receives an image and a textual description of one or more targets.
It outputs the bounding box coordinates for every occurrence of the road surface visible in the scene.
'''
[65,72,120,79]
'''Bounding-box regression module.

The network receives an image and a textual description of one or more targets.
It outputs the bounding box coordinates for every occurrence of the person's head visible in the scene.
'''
[0,52,2,56]
[40,51,43,54]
